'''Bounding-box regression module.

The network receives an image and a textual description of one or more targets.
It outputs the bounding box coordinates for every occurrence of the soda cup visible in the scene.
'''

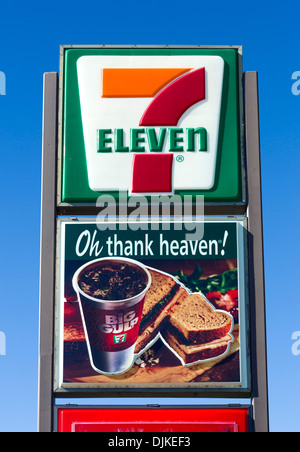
[72,257,151,375]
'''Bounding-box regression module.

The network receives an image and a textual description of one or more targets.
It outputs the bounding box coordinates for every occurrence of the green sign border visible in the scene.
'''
[59,46,244,205]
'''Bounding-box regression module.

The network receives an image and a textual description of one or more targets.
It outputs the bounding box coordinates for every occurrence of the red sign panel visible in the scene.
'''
[57,407,249,433]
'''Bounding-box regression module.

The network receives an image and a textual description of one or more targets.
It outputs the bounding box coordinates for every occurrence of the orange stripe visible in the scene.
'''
[102,68,191,98]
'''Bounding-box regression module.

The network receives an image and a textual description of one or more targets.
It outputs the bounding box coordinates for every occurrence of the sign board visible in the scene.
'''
[54,217,250,394]
[59,47,244,206]
[38,56,269,432]
[56,406,250,433]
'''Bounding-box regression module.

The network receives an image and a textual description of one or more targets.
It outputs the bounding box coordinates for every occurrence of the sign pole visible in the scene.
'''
[244,71,269,432]
[38,72,58,432]
[38,55,269,433]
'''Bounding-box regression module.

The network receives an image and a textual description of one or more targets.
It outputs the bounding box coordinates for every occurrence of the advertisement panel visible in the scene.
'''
[54,217,250,394]
[59,46,244,206]
[56,406,250,433]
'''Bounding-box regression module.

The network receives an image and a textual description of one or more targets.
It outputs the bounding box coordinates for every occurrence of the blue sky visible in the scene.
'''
[0,0,300,432]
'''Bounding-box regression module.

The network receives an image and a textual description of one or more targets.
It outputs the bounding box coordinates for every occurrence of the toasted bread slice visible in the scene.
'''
[162,327,232,364]
[134,269,188,354]
[168,293,232,344]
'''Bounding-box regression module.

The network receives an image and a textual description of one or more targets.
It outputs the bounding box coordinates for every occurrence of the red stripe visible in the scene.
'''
[132,154,173,193]
[139,68,206,126]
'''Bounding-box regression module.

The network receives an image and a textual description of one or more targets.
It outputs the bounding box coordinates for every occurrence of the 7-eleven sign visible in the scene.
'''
[61,48,243,203]
[77,55,224,194]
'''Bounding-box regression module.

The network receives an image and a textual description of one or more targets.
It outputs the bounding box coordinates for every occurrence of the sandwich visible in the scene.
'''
[161,293,233,365]
[64,301,88,360]
[134,268,188,354]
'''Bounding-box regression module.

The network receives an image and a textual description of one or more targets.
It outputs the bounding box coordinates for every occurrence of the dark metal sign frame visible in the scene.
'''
[53,215,251,396]
[56,45,246,215]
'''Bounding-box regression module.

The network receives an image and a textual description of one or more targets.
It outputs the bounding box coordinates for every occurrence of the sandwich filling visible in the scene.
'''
[162,293,233,364]
[162,327,232,364]
[139,283,180,332]
[134,269,188,354]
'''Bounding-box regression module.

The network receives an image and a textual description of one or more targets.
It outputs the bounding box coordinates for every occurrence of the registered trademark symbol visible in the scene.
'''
[176,155,184,163]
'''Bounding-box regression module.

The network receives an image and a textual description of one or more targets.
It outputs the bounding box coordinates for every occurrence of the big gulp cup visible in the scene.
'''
[72,257,151,375]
